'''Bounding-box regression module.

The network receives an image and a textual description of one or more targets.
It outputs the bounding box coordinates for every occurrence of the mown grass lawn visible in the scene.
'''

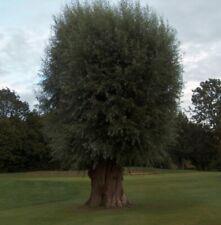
[0,170,221,225]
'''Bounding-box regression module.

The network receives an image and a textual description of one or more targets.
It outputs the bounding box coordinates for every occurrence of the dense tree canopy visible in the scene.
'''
[40,1,182,168]
[169,111,218,170]
[0,88,29,119]
[40,1,182,207]
[191,78,221,170]
[0,88,52,172]
[192,79,221,129]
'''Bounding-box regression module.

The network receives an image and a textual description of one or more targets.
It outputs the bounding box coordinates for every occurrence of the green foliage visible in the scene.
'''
[0,88,52,172]
[0,118,25,171]
[23,112,54,170]
[169,112,192,168]
[168,79,221,171]
[0,88,29,119]
[40,1,182,169]
[192,78,221,129]
[191,79,221,170]
[170,112,217,170]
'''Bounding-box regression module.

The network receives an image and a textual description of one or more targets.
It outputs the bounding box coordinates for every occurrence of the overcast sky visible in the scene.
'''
[0,0,221,110]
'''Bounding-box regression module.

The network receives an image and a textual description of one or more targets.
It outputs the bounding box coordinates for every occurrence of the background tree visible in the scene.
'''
[191,78,221,170]
[192,79,221,129]
[22,112,54,171]
[169,112,192,169]
[0,88,29,119]
[0,118,24,171]
[169,111,217,170]
[0,88,52,172]
[188,124,216,170]
[40,1,182,208]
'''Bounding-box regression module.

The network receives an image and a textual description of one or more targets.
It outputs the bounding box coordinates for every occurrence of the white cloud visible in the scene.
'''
[0,28,49,107]
[181,80,200,111]
[1,0,221,111]
[179,41,221,111]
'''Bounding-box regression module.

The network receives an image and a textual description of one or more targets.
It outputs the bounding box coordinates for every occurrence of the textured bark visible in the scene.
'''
[85,161,129,208]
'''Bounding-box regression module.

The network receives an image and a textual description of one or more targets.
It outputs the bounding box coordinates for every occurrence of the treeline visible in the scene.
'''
[0,88,54,172]
[169,79,221,170]
[169,112,220,170]
[0,78,221,172]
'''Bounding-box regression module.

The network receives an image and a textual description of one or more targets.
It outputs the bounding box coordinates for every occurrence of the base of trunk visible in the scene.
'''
[85,161,129,208]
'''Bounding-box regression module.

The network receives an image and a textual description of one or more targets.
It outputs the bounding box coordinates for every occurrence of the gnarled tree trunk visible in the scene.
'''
[85,161,129,208]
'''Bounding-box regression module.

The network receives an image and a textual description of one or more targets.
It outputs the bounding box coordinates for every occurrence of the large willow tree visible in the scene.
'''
[40,1,182,208]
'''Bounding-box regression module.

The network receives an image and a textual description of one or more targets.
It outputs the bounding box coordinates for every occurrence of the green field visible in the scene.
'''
[1,170,221,225]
